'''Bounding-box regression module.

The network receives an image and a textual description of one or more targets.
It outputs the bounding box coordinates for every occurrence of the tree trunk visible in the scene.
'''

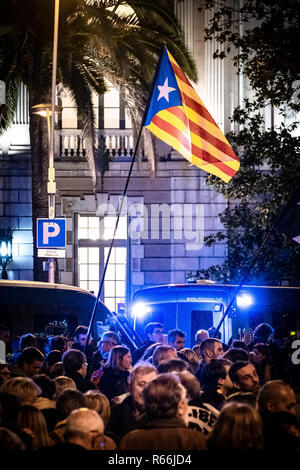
[29,91,52,282]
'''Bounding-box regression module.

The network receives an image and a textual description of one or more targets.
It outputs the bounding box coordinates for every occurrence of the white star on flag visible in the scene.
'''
[157,77,176,102]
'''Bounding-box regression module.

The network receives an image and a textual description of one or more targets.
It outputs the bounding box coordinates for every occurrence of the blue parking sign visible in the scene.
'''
[37,219,66,248]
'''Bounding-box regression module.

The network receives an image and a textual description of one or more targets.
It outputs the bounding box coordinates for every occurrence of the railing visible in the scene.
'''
[56,128,134,160]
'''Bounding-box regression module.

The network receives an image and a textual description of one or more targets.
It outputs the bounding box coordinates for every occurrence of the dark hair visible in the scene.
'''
[145,322,163,337]
[223,348,249,363]
[253,343,270,358]
[17,347,44,366]
[263,412,300,450]
[230,340,247,350]
[0,427,25,450]
[62,349,86,373]
[199,359,232,393]
[229,361,251,385]
[48,336,68,352]
[143,373,185,419]
[157,358,189,374]
[273,327,289,340]
[19,334,37,351]
[32,374,56,400]
[0,392,22,433]
[167,329,185,344]
[56,389,86,420]
[43,350,63,370]
[199,338,222,357]
[253,323,273,342]
[225,392,257,408]
[75,325,88,340]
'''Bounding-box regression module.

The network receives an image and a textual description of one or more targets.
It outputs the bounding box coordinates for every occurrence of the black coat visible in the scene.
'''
[98,367,129,401]
[107,395,147,443]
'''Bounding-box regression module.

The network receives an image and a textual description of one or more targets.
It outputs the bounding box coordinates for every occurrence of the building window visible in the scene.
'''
[77,215,127,313]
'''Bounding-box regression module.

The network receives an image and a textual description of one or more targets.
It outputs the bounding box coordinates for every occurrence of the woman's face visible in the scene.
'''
[119,352,132,370]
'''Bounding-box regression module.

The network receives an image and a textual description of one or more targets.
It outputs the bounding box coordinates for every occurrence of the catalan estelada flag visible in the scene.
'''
[143,47,240,182]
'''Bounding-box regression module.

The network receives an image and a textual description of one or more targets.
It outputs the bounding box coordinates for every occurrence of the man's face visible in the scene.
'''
[236,363,260,393]
[148,328,164,344]
[131,371,157,408]
[0,329,10,344]
[78,334,90,347]
[171,335,185,351]
[270,386,297,415]
[99,337,118,356]
[22,360,42,377]
[212,341,224,359]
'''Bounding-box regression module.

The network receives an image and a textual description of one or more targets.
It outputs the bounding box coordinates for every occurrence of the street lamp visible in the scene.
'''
[0,228,13,279]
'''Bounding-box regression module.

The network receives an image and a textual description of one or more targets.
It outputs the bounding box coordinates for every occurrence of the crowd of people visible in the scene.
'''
[0,321,299,451]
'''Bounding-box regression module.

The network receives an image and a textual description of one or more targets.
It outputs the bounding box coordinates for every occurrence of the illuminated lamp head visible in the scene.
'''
[236,293,253,309]
[132,302,152,319]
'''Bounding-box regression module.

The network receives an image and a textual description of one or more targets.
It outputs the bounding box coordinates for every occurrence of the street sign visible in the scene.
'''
[38,248,66,259]
[37,218,66,249]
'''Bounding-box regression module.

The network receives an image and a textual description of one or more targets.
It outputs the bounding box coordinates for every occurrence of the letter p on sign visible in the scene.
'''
[37,218,66,249]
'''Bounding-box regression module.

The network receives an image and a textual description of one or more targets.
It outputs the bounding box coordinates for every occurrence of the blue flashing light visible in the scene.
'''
[132,302,152,319]
[236,293,253,309]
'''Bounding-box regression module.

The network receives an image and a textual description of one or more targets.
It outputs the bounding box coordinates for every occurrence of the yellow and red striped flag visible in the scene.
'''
[143,47,240,182]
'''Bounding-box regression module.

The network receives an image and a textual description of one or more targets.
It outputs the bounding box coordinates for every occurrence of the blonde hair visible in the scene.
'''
[19,404,49,449]
[53,376,76,399]
[84,390,111,428]
[207,403,263,450]
[179,348,200,374]
[2,377,41,404]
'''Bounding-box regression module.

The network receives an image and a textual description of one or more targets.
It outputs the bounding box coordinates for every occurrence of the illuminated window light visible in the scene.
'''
[236,293,253,309]
[132,302,151,318]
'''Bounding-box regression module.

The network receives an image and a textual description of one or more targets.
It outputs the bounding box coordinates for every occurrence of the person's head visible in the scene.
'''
[0,392,22,432]
[143,373,188,422]
[17,347,44,377]
[107,345,132,371]
[225,392,258,408]
[145,322,164,344]
[152,345,177,367]
[48,336,69,353]
[18,404,49,449]
[0,427,25,450]
[97,331,120,359]
[195,329,209,345]
[230,340,247,350]
[207,403,263,450]
[49,361,64,379]
[56,389,86,421]
[200,339,224,364]
[42,350,63,372]
[179,348,200,374]
[229,361,260,394]
[252,343,270,365]
[62,349,87,377]
[223,348,249,363]
[0,324,10,344]
[253,323,273,344]
[200,359,233,395]
[167,329,186,351]
[176,371,201,401]
[0,362,11,384]
[192,344,201,359]
[84,390,111,428]
[19,334,37,351]
[257,380,297,416]
[66,408,104,450]
[129,363,158,410]
[3,377,41,404]
[32,374,56,400]
[157,358,189,374]
[74,326,91,347]
[53,376,76,400]
[272,327,290,349]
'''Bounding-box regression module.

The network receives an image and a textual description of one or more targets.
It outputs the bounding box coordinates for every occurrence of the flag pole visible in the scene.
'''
[213,188,300,339]
[84,124,144,352]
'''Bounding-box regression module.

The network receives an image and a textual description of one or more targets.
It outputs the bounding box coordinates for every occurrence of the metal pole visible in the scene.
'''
[48,0,60,283]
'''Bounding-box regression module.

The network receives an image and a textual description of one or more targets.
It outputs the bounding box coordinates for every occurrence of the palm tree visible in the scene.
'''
[0,0,196,281]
